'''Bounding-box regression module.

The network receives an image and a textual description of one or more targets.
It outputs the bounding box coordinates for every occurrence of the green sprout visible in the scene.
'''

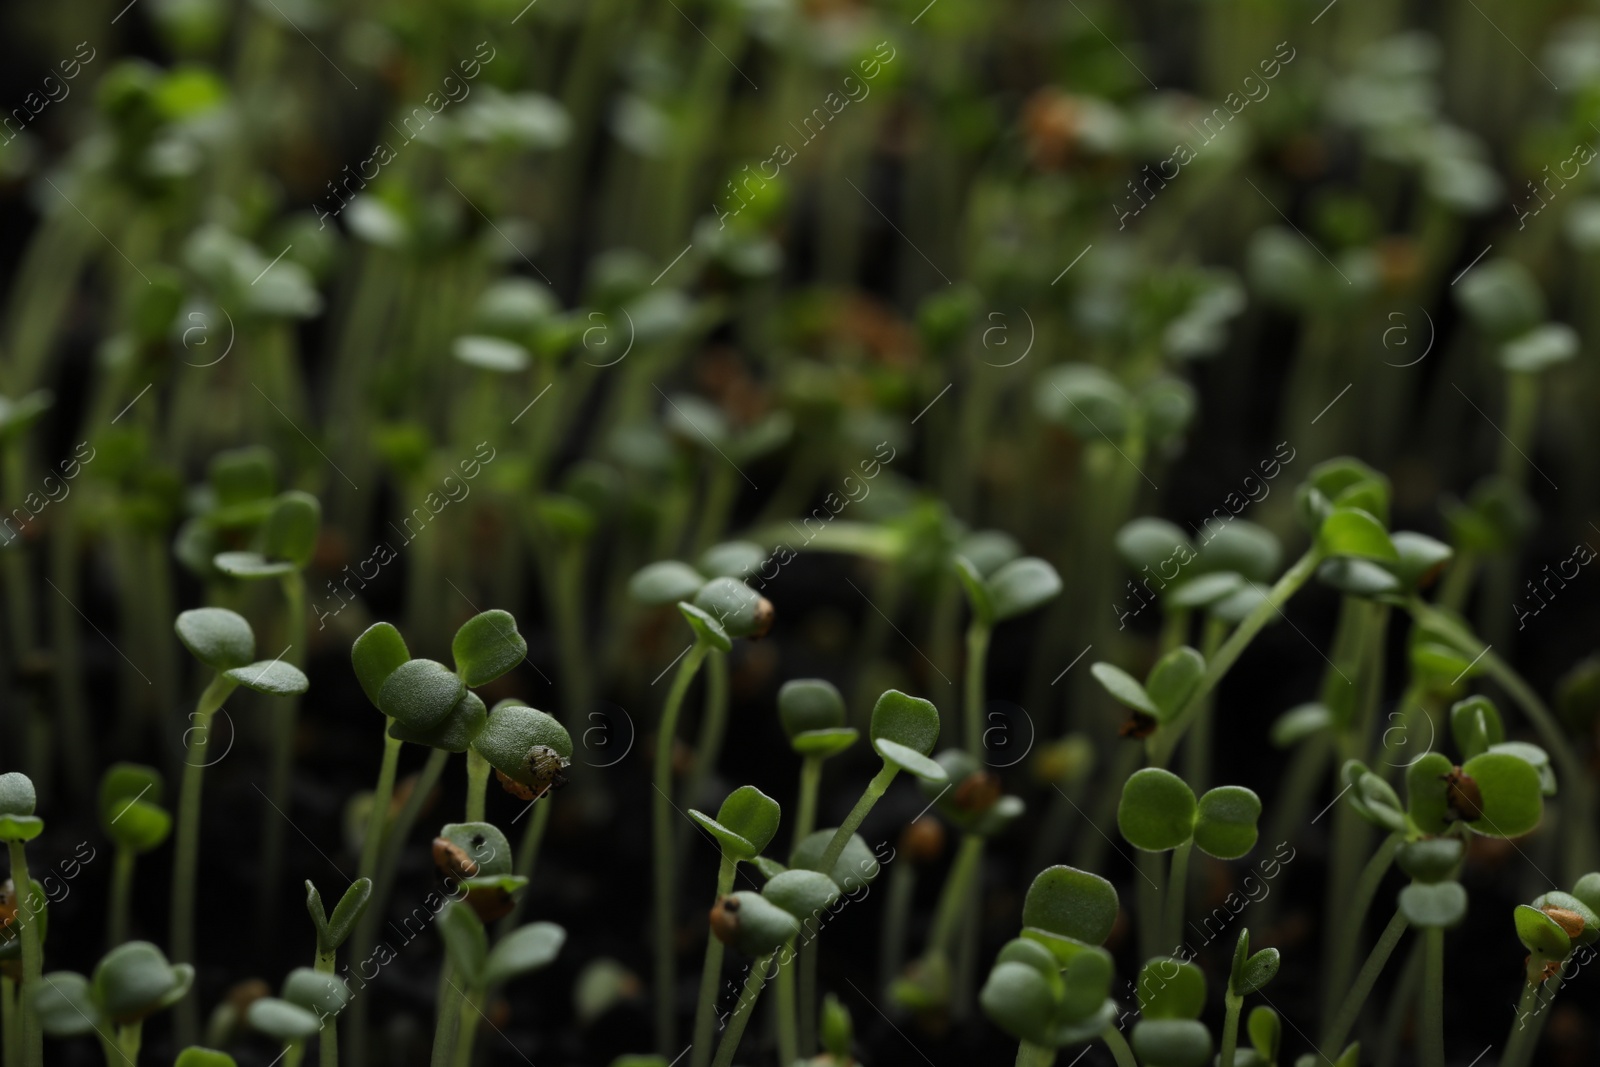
[1499,873,1600,1067]
[434,899,565,1067]
[952,551,1062,753]
[98,763,172,947]
[1,772,45,1067]
[247,968,351,1067]
[1218,929,1281,1067]
[33,941,193,1065]
[303,878,371,1067]
[171,608,309,1046]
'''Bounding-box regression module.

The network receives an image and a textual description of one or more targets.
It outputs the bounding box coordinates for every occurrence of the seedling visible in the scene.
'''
[686,785,779,1067]
[302,878,371,1067]
[978,865,1125,1067]
[97,763,172,947]
[1218,929,1281,1067]
[247,968,351,1067]
[1499,873,1600,1067]
[0,772,45,1067]
[434,898,565,1067]
[171,607,309,1046]
[33,941,193,1065]
[951,551,1062,752]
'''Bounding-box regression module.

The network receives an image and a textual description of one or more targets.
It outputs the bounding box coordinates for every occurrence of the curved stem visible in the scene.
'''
[929,834,986,957]
[1219,990,1243,1067]
[1164,841,1193,954]
[817,764,897,874]
[171,672,237,1048]
[465,747,490,824]
[1324,833,1402,1024]
[709,953,774,1067]
[1149,549,1323,766]
[964,621,991,755]
[358,728,405,883]
[1324,907,1409,1053]
[689,855,737,1067]
[654,639,711,1052]
[107,847,135,948]
[1101,1025,1140,1067]
[1500,973,1560,1067]
[1420,927,1444,1067]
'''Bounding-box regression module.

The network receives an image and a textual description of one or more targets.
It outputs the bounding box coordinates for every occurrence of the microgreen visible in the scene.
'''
[34,941,193,1065]
[98,764,171,947]
[0,772,44,1066]
[953,551,1061,753]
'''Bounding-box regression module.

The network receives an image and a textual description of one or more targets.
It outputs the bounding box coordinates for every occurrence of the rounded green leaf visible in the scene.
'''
[873,739,948,782]
[1530,891,1600,946]
[953,556,995,623]
[1022,865,1119,947]
[248,997,321,1042]
[1513,903,1570,957]
[1343,760,1407,834]
[1248,1006,1281,1063]
[103,799,171,853]
[1397,838,1464,884]
[692,577,768,640]
[352,622,410,709]
[1131,1018,1214,1067]
[1116,518,1194,572]
[1118,768,1198,851]
[790,728,859,759]
[986,557,1062,622]
[688,785,780,860]
[1489,741,1556,795]
[778,679,846,738]
[1317,558,1400,597]
[1235,948,1280,995]
[225,659,310,697]
[0,813,43,842]
[93,941,191,1024]
[174,608,255,670]
[629,562,706,605]
[1385,532,1453,588]
[1405,752,1455,834]
[212,551,296,578]
[1146,647,1205,720]
[1317,507,1398,562]
[763,869,841,919]
[1168,572,1244,609]
[720,890,801,956]
[1450,696,1504,760]
[1194,785,1262,860]
[1137,957,1206,1019]
[1398,881,1468,928]
[379,659,466,730]
[1058,946,1114,1021]
[390,689,487,752]
[484,921,566,985]
[473,701,573,785]
[1090,662,1160,718]
[175,1049,238,1067]
[1271,704,1331,747]
[677,602,733,652]
[697,541,767,580]
[1461,751,1543,837]
[979,961,1055,1045]
[791,830,881,893]
[282,968,350,1017]
[1197,521,1281,582]
[452,610,527,687]
[996,937,1061,979]
[0,772,37,817]
[821,992,853,1058]
[454,334,530,373]
[1501,323,1578,374]
[32,972,99,1036]
[869,689,940,756]
[438,822,515,878]
[1571,872,1600,916]
[263,491,320,568]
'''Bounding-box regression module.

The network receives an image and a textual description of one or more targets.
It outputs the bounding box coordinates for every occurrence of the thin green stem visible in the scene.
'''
[1219,991,1243,1067]
[689,854,738,1067]
[964,621,991,755]
[5,843,40,1067]
[709,954,774,1067]
[429,963,458,1067]
[171,672,238,1048]
[929,834,986,957]
[449,987,481,1067]
[792,757,822,859]
[107,847,135,948]
[684,651,730,812]
[1324,833,1401,1024]
[1137,850,1166,963]
[261,571,309,927]
[315,950,339,1067]
[817,764,898,874]
[1164,841,1193,954]
[497,798,553,938]
[1325,908,1409,1053]
[2,974,17,1067]
[282,1043,306,1067]
[774,942,799,1067]
[654,639,712,1053]
[1015,1040,1057,1067]
[1420,927,1444,1067]
[1101,1025,1140,1067]
[465,747,491,824]
[1500,974,1560,1067]
[1149,548,1323,766]
[358,728,405,883]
